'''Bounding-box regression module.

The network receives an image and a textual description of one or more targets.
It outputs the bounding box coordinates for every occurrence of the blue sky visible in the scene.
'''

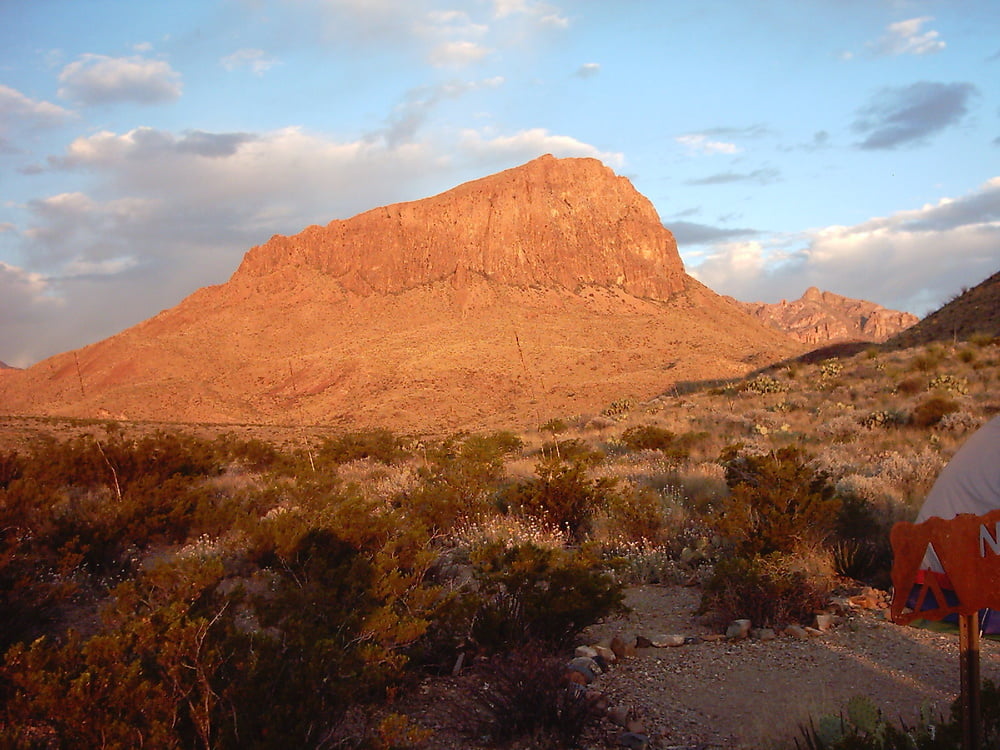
[1,0,998,367]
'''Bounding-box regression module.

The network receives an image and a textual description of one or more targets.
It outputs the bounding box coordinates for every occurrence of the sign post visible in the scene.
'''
[890,510,1000,750]
[959,612,981,750]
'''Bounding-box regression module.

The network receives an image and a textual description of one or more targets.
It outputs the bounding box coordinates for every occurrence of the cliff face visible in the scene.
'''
[0,155,805,431]
[233,154,686,300]
[733,287,918,345]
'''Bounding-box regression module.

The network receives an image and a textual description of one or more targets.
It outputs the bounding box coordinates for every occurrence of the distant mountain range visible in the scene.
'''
[730,287,918,345]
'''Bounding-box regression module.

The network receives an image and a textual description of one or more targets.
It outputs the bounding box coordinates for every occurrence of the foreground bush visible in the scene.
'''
[795,681,1000,749]
[465,644,603,749]
[700,553,831,628]
[715,445,840,556]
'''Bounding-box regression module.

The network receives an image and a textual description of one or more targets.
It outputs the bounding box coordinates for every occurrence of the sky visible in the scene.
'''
[1,0,998,368]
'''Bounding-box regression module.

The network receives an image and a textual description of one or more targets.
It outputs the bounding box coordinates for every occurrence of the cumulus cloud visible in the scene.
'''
[870,17,945,56]
[57,54,182,105]
[221,48,280,75]
[0,261,65,367]
[458,127,623,166]
[854,81,977,150]
[687,177,1000,314]
[675,134,741,155]
[0,84,74,127]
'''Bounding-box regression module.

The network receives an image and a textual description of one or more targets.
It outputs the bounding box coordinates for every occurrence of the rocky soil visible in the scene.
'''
[403,584,1000,750]
[577,585,1000,749]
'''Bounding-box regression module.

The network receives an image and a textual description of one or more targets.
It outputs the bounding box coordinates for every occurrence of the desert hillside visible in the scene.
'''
[887,269,1000,349]
[0,155,805,432]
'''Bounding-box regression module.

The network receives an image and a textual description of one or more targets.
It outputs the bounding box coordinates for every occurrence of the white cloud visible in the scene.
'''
[676,133,741,155]
[221,48,280,75]
[0,261,64,367]
[57,54,182,105]
[0,84,74,126]
[459,127,624,166]
[428,40,491,67]
[575,62,600,78]
[492,0,568,27]
[871,17,945,56]
[685,177,1000,315]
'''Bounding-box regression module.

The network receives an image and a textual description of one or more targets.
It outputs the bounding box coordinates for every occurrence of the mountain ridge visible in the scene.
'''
[731,287,918,345]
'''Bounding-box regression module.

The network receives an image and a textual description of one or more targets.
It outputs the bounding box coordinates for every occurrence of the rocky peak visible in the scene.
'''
[731,288,918,345]
[232,154,686,300]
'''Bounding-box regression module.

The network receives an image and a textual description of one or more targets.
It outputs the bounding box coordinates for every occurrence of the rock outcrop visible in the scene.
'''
[233,154,686,300]
[0,155,804,431]
[732,286,917,345]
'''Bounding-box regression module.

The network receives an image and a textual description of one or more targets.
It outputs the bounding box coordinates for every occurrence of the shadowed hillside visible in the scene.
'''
[886,269,1000,350]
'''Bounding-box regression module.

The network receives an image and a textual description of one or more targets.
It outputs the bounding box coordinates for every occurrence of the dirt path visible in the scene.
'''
[580,585,1000,749]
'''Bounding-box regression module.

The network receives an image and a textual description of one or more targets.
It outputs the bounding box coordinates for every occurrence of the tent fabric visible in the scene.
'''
[917,415,1000,522]
[909,415,1000,634]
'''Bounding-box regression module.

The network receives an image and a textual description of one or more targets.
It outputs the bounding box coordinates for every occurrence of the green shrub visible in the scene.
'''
[700,553,829,628]
[466,542,625,651]
[795,680,1000,749]
[504,456,617,542]
[619,425,690,462]
[715,446,840,556]
[743,374,788,394]
[316,428,409,466]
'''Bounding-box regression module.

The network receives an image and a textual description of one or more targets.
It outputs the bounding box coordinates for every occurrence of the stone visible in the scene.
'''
[805,627,825,637]
[594,645,617,664]
[785,624,809,639]
[815,613,835,631]
[566,670,589,686]
[635,634,654,648]
[649,634,686,648]
[575,645,599,659]
[726,619,752,639]
[610,635,637,659]
[566,664,595,684]
[752,628,777,641]
[568,656,602,676]
[617,731,650,749]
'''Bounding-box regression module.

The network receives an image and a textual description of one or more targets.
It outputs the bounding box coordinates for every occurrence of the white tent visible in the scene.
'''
[918,416,1000,523]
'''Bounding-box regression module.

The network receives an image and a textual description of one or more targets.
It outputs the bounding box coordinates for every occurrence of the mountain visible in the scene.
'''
[731,287,918,345]
[0,155,805,432]
[886,269,1000,349]
[0,361,15,370]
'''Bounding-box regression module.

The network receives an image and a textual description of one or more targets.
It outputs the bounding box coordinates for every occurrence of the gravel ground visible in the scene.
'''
[578,584,1000,749]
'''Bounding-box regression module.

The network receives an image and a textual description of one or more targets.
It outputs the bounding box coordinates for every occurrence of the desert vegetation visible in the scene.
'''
[1,335,998,748]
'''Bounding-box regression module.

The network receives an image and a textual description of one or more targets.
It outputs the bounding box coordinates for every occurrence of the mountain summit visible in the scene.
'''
[235,154,687,300]
[0,156,803,431]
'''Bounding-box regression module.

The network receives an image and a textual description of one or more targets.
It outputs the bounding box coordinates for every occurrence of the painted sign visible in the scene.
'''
[890,508,1000,625]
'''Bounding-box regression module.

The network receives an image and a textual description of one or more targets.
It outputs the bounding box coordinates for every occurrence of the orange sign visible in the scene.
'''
[890,509,1000,625]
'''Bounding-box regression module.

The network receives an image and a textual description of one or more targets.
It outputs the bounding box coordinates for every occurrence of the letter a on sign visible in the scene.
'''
[891,508,1000,625]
